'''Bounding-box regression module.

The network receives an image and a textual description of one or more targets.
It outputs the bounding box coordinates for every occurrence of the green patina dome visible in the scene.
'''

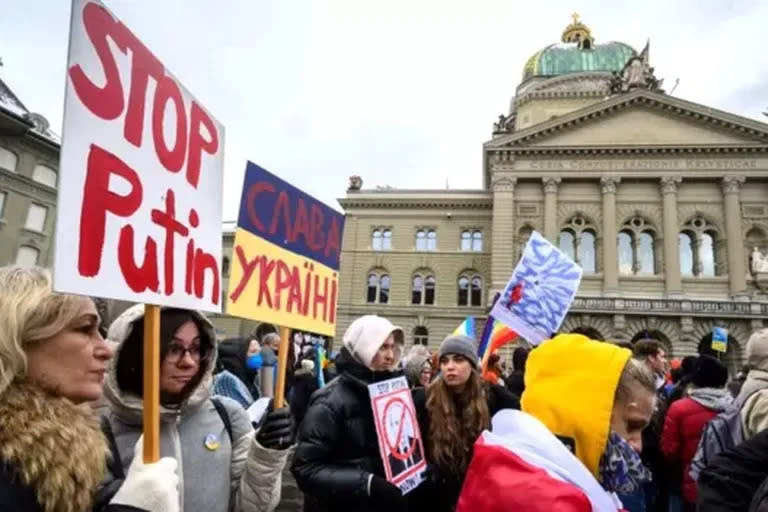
[522,15,637,82]
[523,41,637,82]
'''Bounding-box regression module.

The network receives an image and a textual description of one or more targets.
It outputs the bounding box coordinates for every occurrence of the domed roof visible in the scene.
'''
[522,15,637,82]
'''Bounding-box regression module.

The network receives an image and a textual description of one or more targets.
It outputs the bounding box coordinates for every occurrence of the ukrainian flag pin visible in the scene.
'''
[204,433,220,451]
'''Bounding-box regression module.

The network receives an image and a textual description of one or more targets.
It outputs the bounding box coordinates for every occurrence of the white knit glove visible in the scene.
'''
[110,435,180,512]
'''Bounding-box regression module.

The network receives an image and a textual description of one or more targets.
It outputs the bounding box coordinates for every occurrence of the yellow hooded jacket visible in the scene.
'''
[521,334,632,477]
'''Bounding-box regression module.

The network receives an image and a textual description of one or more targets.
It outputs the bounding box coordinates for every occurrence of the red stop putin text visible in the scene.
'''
[69,2,220,304]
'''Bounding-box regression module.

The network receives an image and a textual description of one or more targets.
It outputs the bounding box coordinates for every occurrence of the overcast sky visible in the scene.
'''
[2,0,767,219]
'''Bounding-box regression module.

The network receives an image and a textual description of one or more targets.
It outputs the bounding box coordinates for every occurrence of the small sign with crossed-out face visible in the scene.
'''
[369,377,426,495]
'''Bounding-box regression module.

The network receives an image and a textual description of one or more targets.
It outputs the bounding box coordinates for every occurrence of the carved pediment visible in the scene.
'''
[486,90,768,149]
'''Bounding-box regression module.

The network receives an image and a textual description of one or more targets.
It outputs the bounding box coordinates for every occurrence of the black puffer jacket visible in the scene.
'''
[291,348,405,512]
[408,382,520,512]
[698,427,768,512]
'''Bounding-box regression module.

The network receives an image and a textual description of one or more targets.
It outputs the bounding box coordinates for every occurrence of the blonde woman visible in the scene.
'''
[0,265,179,512]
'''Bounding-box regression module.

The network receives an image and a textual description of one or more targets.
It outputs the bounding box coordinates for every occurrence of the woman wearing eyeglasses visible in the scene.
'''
[101,305,294,512]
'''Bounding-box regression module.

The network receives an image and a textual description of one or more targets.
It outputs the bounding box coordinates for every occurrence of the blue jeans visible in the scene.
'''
[618,488,647,512]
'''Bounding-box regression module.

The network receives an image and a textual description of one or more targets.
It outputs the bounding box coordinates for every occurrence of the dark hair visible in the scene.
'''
[512,346,530,372]
[670,367,684,384]
[633,339,663,360]
[116,309,212,404]
[692,355,728,389]
[681,355,698,375]
[614,341,634,351]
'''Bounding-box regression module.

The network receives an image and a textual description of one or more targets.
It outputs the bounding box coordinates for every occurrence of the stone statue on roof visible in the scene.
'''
[610,40,664,94]
[347,175,363,192]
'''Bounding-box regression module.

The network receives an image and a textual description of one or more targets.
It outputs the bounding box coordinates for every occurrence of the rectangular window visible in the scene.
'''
[0,191,6,217]
[25,204,47,232]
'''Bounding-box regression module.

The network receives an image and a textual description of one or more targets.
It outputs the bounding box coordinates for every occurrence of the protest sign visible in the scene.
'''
[57,0,225,461]
[369,376,427,494]
[712,327,728,353]
[226,162,345,337]
[55,0,225,313]
[490,231,582,345]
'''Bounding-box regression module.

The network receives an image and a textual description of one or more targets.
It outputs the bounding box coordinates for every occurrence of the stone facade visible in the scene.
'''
[0,79,61,268]
[333,91,768,373]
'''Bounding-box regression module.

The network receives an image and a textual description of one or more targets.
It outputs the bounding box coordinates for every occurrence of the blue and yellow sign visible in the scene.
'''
[226,162,345,336]
[712,327,728,353]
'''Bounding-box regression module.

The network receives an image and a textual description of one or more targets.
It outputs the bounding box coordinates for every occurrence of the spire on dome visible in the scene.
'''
[561,13,594,49]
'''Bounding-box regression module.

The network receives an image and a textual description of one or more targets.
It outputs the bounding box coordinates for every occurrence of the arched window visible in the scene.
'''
[558,230,575,260]
[0,147,17,173]
[366,271,391,304]
[457,276,469,306]
[412,273,435,304]
[367,273,378,303]
[425,276,436,305]
[372,229,382,250]
[222,256,230,277]
[679,232,694,276]
[413,326,429,346]
[379,275,390,304]
[461,231,472,251]
[618,232,633,275]
[411,275,423,304]
[578,231,596,274]
[471,276,483,306]
[680,217,719,277]
[638,232,655,274]
[700,232,715,277]
[618,217,658,275]
[559,215,597,273]
[32,165,57,188]
[458,273,482,307]
[15,246,40,267]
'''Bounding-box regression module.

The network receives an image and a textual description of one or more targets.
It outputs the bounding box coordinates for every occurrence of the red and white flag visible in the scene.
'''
[457,410,624,512]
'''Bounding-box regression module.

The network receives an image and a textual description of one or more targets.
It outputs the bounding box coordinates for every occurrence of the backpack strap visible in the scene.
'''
[100,415,125,480]
[211,397,234,444]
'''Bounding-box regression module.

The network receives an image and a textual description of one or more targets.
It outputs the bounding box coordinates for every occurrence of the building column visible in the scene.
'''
[660,176,682,296]
[722,175,747,296]
[491,176,517,292]
[542,176,561,243]
[601,176,620,295]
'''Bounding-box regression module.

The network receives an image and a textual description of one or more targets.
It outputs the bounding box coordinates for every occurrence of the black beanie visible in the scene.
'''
[692,355,728,388]
[681,355,698,376]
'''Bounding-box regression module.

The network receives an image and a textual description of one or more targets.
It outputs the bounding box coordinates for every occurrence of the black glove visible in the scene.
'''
[255,399,294,450]
[369,475,405,505]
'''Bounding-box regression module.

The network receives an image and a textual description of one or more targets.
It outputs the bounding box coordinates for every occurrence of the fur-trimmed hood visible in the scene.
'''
[103,304,218,425]
[0,381,108,512]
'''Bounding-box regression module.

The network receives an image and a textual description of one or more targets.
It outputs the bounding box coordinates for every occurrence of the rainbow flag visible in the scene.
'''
[453,316,476,338]
[478,315,518,368]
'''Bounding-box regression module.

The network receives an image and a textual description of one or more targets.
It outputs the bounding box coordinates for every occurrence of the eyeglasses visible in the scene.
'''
[165,344,210,363]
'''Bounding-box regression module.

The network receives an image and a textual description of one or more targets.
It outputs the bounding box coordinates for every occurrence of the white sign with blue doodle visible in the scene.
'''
[490,231,582,345]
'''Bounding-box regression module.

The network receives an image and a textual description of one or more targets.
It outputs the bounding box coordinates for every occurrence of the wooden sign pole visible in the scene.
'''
[143,304,161,462]
[274,326,291,409]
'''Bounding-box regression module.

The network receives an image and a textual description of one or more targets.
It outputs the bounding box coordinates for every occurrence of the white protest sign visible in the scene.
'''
[368,376,426,495]
[55,0,224,312]
[490,231,582,345]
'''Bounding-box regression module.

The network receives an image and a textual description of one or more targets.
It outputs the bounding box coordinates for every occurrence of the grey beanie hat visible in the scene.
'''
[438,335,479,368]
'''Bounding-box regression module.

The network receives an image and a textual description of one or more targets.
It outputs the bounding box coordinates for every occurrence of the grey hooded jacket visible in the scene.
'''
[102,304,288,512]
